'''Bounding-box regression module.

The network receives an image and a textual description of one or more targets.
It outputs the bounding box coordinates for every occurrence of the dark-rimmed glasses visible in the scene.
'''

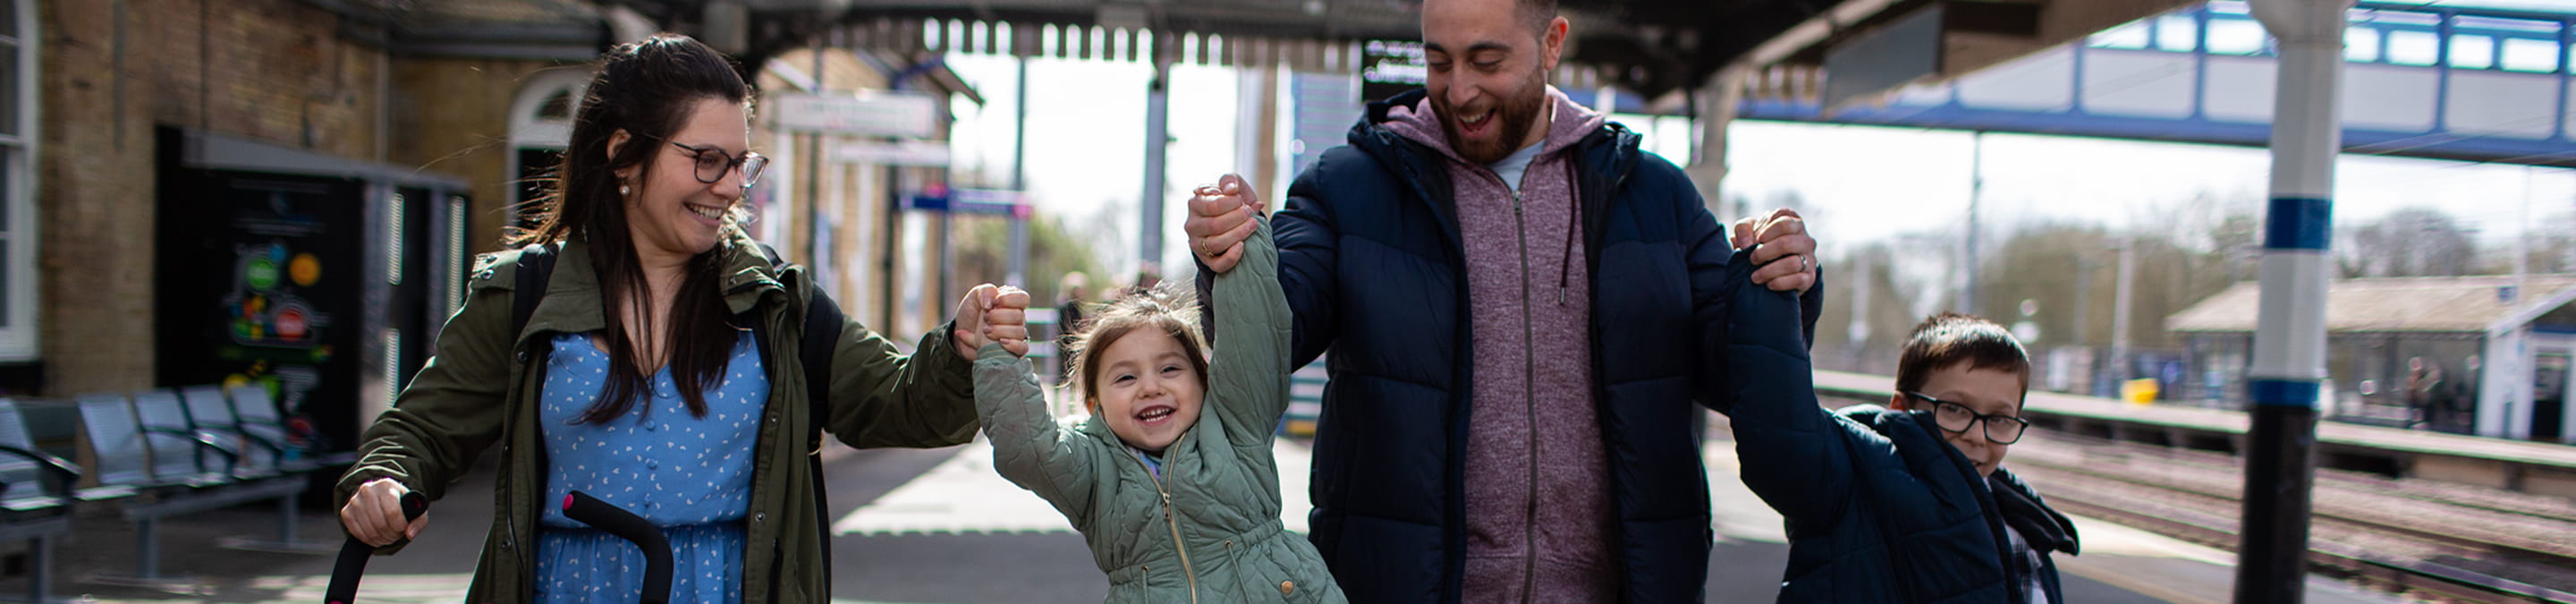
[670,141,767,188]
[1901,391,2029,445]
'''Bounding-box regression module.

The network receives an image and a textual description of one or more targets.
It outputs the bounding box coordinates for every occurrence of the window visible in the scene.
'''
[2502,38,2562,72]
[2157,15,2200,52]
[2450,35,2496,69]
[2206,18,2270,55]
[2090,21,2151,49]
[507,70,593,229]
[2386,30,2441,66]
[0,0,37,361]
[2347,27,2383,63]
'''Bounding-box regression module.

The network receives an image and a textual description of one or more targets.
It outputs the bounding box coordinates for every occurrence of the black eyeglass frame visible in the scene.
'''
[1900,391,2031,445]
[668,141,767,188]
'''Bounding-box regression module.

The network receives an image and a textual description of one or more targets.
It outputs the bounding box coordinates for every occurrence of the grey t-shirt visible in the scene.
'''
[1487,140,1546,194]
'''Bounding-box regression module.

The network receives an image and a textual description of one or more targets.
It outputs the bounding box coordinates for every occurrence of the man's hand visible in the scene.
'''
[1182,174,1266,274]
[953,284,1034,360]
[1731,208,1819,293]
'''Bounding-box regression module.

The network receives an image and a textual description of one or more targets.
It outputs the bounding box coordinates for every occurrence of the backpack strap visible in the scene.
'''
[511,242,560,348]
[757,243,847,592]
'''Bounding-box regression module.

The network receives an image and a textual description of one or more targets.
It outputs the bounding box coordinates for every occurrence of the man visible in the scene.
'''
[1182,0,1823,600]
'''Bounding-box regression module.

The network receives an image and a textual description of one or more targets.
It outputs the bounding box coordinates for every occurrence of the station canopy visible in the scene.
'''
[589,0,2201,111]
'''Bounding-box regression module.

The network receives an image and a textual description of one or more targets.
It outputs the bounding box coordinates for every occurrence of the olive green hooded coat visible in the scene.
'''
[336,233,979,603]
[975,220,1344,603]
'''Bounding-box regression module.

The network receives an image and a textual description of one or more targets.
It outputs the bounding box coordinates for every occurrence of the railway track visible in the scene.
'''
[2011,434,2576,603]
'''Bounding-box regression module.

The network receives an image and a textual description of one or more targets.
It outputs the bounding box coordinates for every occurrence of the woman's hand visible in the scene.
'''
[339,478,428,548]
[953,284,1034,360]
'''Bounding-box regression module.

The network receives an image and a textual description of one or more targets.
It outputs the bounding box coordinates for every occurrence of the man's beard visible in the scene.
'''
[1436,68,1549,166]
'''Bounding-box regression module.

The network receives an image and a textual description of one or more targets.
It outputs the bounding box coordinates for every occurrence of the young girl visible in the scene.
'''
[973,206,1343,603]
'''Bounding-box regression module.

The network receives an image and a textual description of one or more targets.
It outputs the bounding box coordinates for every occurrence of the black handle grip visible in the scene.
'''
[563,491,672,604]
[324,491,428,604]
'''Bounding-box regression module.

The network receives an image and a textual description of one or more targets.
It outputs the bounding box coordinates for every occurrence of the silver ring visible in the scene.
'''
[1799,255,1811,273]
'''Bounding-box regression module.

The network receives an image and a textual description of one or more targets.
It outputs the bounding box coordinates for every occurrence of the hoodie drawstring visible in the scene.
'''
[1558,160,1580,306]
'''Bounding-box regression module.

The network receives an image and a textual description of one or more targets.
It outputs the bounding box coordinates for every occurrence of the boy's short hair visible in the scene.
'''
[1066,284,1210,409]
[1894,312,2033,404]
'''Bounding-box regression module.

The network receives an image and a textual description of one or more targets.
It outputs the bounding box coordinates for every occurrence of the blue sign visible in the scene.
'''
[908,188,1030,217]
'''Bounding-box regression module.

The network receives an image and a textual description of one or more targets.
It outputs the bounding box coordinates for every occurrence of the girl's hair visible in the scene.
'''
[505,34,753,425]
[1067,285,1210,409]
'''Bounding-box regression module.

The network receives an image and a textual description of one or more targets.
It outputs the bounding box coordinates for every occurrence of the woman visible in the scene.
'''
[335,34,1030,603]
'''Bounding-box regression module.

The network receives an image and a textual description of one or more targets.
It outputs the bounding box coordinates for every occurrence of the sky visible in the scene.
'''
[929,0,2576,282]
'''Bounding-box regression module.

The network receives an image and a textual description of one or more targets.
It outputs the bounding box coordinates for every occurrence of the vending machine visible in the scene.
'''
[155,128,473,486]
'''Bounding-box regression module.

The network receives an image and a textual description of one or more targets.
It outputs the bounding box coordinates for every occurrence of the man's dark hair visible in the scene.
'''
[1894,312,2033,404]
[1517,0,1558,34]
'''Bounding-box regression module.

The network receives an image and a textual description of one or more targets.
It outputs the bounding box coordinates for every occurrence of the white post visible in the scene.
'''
[2241,0,2351,600]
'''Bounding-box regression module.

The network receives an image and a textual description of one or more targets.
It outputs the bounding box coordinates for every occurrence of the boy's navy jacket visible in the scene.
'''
[1723,273,2080,603]
[1202,87,1826,602]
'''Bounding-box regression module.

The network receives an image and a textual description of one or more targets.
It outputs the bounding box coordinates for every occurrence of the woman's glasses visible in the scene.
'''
[670,141,767,188]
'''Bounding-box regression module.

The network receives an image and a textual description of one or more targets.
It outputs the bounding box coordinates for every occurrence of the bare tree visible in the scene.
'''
[2337,207,2480,277]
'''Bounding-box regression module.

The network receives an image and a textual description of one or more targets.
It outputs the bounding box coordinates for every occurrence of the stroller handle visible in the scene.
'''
[323,491,428,604]
[563,491,674,604]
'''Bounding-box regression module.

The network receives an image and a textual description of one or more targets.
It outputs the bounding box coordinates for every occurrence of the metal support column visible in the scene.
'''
[2240,0,2351,600]
[1140,61,1172,271]
[1007,56,1030,290]
[1963,132,1984,314]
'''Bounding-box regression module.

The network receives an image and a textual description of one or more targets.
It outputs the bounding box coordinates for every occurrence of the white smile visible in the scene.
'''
[686,203,726,221]
[1136,406,1174,423]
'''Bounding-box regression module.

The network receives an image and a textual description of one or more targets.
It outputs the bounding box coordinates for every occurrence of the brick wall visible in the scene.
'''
[387,58,582,255]
[39,0,386,395]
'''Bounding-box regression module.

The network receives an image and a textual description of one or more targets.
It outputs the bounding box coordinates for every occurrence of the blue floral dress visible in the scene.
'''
[533,331,767,604]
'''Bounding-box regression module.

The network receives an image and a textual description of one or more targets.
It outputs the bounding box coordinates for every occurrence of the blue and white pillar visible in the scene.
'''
[2241,0,2351,600]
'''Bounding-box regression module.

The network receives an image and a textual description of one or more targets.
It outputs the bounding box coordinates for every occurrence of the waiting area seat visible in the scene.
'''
[78,387,315,583]
[0,397,97,602]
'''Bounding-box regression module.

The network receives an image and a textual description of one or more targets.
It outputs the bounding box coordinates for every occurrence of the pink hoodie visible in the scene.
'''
[1382,86,1618,601]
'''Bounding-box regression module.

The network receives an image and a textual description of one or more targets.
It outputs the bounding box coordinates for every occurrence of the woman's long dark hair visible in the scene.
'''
[508,34,752,424]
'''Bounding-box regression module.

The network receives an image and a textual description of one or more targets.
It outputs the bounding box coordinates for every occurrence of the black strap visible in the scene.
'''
[758,243,846,594]
[510,243,559,344]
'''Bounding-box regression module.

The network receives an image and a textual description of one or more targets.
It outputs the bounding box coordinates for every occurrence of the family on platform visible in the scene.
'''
[331,0,2076,601]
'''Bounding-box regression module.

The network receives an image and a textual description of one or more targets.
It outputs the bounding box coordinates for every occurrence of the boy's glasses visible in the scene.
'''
[1901,391,2029,445]
[670,141,767,188]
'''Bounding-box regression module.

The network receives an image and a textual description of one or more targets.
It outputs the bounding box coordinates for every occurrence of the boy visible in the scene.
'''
[1724,292,2080,602]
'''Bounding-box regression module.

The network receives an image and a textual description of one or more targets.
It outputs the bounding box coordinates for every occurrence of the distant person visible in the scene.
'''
[1056,272,1092,383]
[1179,0,1823,596]
[1728,310,2080,601]
[334,34,1030,603]
[1131,262,1164,297]
[973,216,1343,601]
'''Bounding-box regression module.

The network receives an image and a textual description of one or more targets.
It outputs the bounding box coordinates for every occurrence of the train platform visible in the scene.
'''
[1815,370,2576,499]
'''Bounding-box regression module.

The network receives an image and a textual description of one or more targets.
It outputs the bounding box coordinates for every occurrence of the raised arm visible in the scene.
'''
[1194,161,1346,370]
[1208,218,1295,447]
[818,302,979,449]
[1716,250,1862,528]
[973,343,1105,523]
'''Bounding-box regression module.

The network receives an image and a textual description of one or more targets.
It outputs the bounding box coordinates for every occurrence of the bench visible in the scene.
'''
[0,398,100,602]
[78,388,309,583]
[182,384,343,553]
[226,384,357,470]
